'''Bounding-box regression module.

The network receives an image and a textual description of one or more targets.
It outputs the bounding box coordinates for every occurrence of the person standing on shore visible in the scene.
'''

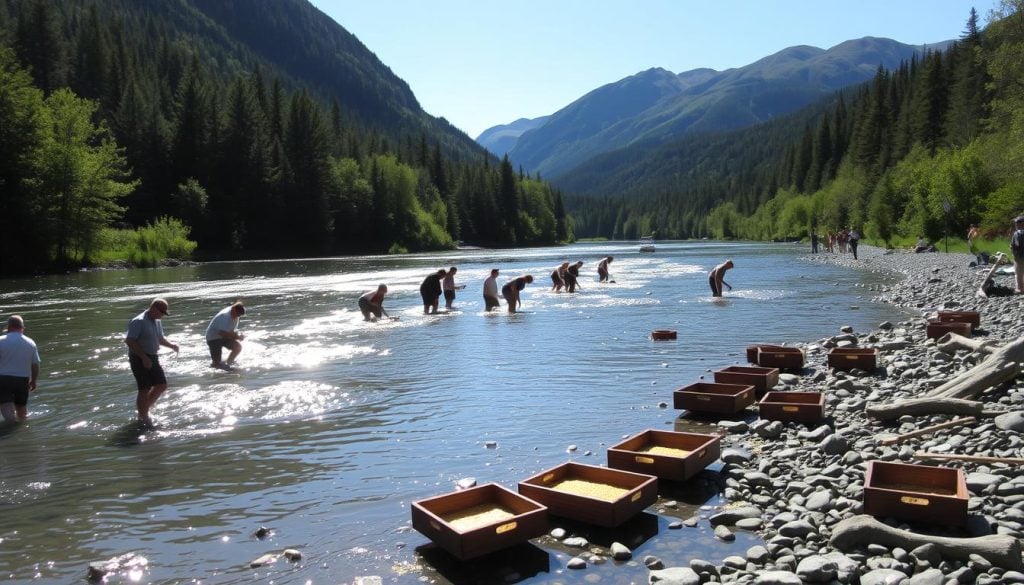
[708,259,734,297]
[205,301,245,369]
[501,275,534,313]
[482,269,501,311]
[811,231,819,254]
[0,315,40,422]
[1011,216,1024,293]
[359,284,389,321]
[124,298,179,426]
[442,266,464,310]
[848,227,861,260]
[597,256,614,282]
[420,269,447,314]
[968,224,980,254]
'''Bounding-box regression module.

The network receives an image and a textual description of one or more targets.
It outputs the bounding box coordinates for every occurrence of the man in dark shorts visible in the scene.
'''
[597,256,614,282]
[420,269,447,314]
[125,298,179,426]
[501,274,534,313]
[0,315,41,422]
[708,259,734,297]
[205,301,245,369]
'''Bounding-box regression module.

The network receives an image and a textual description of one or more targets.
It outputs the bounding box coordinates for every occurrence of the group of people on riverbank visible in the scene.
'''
[810,227,862,259]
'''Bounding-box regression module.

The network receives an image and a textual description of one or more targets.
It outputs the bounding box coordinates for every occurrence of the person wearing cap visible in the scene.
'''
[708,259,734,297]
[0,315,40,422]
[205,301,246,369]
[359,284,389,321]
[1011,216,1024,293]
[124,298,179,426]
[482,269,501,311]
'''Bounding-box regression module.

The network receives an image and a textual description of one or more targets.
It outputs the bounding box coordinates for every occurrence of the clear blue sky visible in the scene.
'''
[311,1,999,139]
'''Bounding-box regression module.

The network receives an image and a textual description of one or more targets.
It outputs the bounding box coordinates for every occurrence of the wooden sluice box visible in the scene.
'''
[827,347,879,371]
[863,461,968,526]
[517,462,657,527]
[926,321,973,340]
[937,310,981,331]
[673,382,755,414]
[747,345,805,370]
[607,429,721,481]
[411,483,548,559]
[758,391,825,423]
[713,365,780,395]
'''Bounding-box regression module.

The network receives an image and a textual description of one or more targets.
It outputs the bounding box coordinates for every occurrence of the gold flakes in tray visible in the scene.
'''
[442,504,515,532]
[639,445,691,457]
[551,479,628,502]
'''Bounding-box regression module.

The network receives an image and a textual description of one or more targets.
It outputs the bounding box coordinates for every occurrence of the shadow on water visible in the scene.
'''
[108,421,155,447]
[416,542,551,585]
[0,420,22,439]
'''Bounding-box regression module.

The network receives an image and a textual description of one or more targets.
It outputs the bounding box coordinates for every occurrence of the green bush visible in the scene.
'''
[126,217,198,267]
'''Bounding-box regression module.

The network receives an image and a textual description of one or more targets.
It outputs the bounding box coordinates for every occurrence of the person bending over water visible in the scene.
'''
[359,284,389,321]
[708,259,734,297]
[501,275,534,313]
[420,269,447,314]
[566,261,583,293]
[597,256,614,282]
[551,261,569,292]
[205,301,246,369]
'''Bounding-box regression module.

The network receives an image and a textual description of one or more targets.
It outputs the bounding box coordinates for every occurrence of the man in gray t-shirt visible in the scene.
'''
[125,298,179,426]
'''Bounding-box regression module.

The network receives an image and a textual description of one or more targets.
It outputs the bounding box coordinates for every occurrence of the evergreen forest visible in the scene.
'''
[564,2,1024,248]
[0,0,570,277]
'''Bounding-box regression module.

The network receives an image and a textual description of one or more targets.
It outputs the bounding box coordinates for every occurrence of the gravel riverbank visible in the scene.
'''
[666,245,1024,585]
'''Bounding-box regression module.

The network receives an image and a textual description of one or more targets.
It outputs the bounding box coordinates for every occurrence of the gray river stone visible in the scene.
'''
[796,555,838,583]
[967,473,1004,493]
[819,433,850,455]
[566,557,587,570]
[906,568,945,585]
[649,566,701,585]
[778,519,816,538]
[714,524,736,541]
[709,505,763,526]
[721,448,751,464]
[804,490,832,512]
[995,411,1024,432]
[563,536,588,548]
[798,425,833,440]
[753,570,803,585]
[610,542,632,561]
[860,568,910,585]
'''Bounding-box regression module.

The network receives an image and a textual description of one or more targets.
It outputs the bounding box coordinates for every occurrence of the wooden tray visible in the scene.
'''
[758,391,825,423]
[607,429,721,481]
[863,461,968,526]
[756,346,805,370]
[651,329,677,340]
[411,483,548,559]
[827,347,879,371]
[714,365,780,395]
[518,462,657,527]
[926,321,972,340]
[673,382,755,414]
[746,344,785,364]
[938,310,981,331]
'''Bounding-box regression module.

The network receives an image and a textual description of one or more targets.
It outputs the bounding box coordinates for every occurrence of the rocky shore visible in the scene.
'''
[645,245,1024,585]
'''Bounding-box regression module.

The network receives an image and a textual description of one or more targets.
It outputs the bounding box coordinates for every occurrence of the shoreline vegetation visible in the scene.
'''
[660,244,1024,584]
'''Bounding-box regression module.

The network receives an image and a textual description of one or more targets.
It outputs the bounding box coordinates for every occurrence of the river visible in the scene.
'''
[0,241,908,584]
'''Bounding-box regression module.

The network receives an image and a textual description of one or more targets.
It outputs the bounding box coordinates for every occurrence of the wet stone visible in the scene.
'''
[567,556,587,570]
[649,566,700,585]
[753,570,803,585]
[715,524,736,541]
[610,542,631,561]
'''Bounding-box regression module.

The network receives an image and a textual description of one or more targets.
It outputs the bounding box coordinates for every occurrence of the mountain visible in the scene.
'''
[488,37,939,180]
[476,116,550,156]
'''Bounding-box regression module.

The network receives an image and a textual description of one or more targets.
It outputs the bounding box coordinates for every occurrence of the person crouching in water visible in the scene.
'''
[551,261,569,292]
[205,301,246,369]
[597,256,613,282]
[566,261,583,293]
[420,269,447,314]
[359,284,389,321]
[708,259,734,297]
[501,275,534,313]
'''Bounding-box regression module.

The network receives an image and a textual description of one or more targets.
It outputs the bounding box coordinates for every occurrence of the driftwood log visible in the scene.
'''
[876,417,976,445]
[830,515,1023,570]
[936,332,996,356]
[866,398,984,422]
[915,451,1024,465]
[977,252,1007,298]
[927,335,1024,400]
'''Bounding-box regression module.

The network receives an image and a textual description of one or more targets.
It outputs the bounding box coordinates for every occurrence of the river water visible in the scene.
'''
[0,241,908,584]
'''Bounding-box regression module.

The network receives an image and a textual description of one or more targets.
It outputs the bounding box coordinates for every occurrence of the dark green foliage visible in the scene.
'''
[0,0,569,275]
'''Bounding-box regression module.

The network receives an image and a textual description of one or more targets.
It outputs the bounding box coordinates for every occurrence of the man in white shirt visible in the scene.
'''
[482,269,501,311]
[0,315,41,422]
[205,302,246,369]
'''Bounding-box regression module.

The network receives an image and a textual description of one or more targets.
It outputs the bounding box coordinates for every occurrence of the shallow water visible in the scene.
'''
[0,241,907,584]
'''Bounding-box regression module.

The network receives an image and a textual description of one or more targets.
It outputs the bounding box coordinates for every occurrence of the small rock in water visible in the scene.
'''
[714,524,736,541]
[456,477,477,490]
[549,527,567,539]
[283,549,302,561]
[567,556,587,570]
[567,444,577,452]
[254,526,272,539]
[610,541,632,560]
[484,440,497,449]
[250,553,277,568]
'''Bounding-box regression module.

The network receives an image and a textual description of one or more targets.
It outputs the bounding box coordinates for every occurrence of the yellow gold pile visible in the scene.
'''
[551,479,628,502]
[640,445,691,457]
[443,504,514,532]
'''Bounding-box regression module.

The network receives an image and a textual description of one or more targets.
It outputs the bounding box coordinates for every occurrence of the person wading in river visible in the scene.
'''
[708,259,734,297]
[0,315,40,422]
[124,298,179,427]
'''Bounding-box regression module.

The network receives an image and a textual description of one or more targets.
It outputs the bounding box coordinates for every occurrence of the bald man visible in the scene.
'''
[0,315,41,422]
